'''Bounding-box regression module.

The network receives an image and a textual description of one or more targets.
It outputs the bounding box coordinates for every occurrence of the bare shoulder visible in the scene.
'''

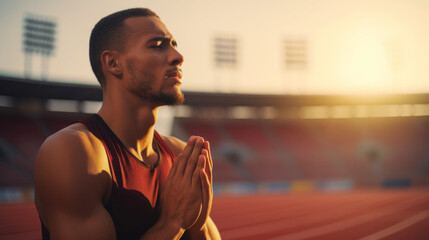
[160,135,186,157]
[34,122,111,228]
[35,122,108,176]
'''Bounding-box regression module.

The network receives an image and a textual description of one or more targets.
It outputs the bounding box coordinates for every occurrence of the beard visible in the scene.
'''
[126,61,185,105]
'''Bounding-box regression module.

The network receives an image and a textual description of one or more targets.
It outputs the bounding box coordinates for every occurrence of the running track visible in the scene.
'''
[1,189,428,239]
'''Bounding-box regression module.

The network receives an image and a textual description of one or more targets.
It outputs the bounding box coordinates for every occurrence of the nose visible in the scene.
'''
[168,47,184,66]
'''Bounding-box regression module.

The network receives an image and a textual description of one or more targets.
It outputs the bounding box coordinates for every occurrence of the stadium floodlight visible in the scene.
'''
[23,14,56,80]
[284,38,307,70]
[214,36,238,68]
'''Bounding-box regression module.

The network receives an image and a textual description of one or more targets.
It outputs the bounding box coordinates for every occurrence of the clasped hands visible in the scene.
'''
[160,136,213,233]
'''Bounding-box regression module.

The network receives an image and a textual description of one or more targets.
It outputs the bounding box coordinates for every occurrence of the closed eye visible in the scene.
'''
[149,36,178,49]
[151,40,165,48]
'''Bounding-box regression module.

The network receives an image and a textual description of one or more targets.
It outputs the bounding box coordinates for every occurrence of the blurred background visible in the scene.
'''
[1,0,429,239]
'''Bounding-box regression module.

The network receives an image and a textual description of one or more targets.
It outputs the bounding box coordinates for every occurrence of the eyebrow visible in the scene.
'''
[148,36,178,47]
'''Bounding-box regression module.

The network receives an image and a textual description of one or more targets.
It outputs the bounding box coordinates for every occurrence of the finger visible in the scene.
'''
[177,136,197,175]
[203,142,213,184]
[169,153,182,177]
[203,141,213,170]
[192,155,205,187]
[199,167,211,219]
[201,149,212,185]
[184,137,205,178]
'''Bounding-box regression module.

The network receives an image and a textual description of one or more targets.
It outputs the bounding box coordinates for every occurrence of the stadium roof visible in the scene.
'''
[1,75,429,107]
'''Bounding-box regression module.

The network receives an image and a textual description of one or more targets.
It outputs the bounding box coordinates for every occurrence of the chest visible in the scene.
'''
[104,147,173,239]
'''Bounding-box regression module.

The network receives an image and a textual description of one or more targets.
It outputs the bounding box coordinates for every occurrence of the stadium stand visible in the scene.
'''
[173,115,429,188]
[0,114,45,161]
[1,75,429,195]
[0,111,87,189]
[1,75,429,240]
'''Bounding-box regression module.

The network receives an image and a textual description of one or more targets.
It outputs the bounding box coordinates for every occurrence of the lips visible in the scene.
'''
[164,69,182,80]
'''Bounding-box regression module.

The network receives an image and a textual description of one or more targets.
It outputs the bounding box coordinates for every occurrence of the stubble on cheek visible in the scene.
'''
[126,60,157,99]
[125,60,185,105]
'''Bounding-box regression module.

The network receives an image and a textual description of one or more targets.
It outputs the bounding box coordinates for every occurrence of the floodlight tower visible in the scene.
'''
[213,35,239,92]
[23,14,56,80]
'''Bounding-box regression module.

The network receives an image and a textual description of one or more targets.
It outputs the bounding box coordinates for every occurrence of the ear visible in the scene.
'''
[100,50,122,77]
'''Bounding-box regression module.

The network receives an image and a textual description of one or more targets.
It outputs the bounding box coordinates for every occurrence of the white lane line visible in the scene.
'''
[221,198,379,239]
[266,197,425,240]
[359,210,429,240]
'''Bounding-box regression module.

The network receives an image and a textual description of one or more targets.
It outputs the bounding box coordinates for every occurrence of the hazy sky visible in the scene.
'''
[0,0,428,94]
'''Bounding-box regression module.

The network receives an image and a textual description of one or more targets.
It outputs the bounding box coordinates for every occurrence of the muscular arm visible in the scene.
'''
[35,126,193,240]
[34,126,116,240]
[35,126,218,240]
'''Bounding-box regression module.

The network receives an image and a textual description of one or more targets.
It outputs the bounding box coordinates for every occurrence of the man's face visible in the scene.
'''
[121,16,184,105]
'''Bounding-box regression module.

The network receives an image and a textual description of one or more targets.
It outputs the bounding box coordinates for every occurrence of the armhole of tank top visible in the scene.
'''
[82,115,114,207]
[97,140,114,207]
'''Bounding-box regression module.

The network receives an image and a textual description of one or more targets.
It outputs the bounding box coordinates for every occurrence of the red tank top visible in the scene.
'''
[41,114,176,239]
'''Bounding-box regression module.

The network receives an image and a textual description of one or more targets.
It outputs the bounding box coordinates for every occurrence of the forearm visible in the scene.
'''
[183,224,210,240]
[183,217,221,240]
[139,218,185,240]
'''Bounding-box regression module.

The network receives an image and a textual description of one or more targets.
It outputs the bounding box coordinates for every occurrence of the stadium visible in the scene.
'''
[1,75,429,239]
[1,1,429,239]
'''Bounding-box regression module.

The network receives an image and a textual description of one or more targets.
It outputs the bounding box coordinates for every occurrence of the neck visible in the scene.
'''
[97,89,160,161]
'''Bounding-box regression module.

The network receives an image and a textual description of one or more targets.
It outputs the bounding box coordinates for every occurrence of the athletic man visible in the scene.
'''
[34,8,221,239]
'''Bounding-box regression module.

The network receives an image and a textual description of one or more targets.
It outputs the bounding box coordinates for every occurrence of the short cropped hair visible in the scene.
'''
[89,8,159,86]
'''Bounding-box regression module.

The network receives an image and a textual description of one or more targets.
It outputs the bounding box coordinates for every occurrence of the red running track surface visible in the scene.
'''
[1,189,429,240]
